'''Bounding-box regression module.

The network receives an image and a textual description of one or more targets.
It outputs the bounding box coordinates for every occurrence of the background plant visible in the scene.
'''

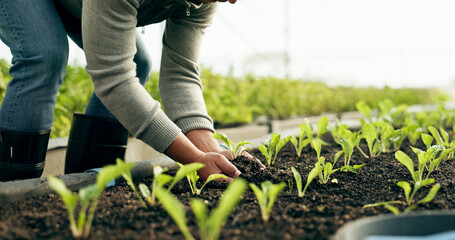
[1,60,447,138]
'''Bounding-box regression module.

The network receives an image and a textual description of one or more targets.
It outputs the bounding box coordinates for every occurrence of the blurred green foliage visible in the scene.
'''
[0,60,450,138]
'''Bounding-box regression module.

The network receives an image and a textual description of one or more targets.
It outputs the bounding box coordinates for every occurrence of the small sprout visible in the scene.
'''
[140,163,205,206]
[170,163,205,191]
[259,133,291,166]
[363,179,441,215]
[139,165,173,206]
[213,132,252,159]
[428,126,455,159]
[154,186,195,240]
[289,124,311,157]
[48,162,131,238]
[312,138,323,160]
[316,156,340,184]
[360,122,381,158]
[337,132,365,173]
[115,159,147,208]
[329,120,352,144]
[177,162,227,195]
[395,140,452,182]
[155,178,247,240]
[249,181,286,223]
[373,121,404,153]
[291,165,322,197]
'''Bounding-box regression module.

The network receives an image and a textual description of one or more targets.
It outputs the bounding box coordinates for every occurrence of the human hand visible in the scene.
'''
[219,150,266,171]
[194,152,241,181]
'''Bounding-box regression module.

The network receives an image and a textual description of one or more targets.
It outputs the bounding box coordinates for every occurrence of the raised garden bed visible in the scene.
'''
[1,133,454,240]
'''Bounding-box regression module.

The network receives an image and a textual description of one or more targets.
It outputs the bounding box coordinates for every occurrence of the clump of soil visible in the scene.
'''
[1,139,455,240]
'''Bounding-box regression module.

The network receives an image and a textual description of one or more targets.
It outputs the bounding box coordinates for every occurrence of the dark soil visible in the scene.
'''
[1,137,455,240]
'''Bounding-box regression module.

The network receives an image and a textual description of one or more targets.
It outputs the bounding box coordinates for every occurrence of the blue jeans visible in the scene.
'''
[0,0,152,132]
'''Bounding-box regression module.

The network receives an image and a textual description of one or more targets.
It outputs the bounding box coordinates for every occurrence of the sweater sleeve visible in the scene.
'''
[81,0,181,153]
[159,3,218,134]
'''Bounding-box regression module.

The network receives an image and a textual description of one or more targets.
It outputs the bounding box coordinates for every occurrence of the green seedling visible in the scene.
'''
[395,143,453,182]
[363,179,440,215]
[259,133,291,166]
[291,165,322,197]
[403,117,423,146]
[154,186,194,240]
[373,121,394,152]
[249,181,286,223]
[139,163,205,206]
[139,165,173,206]
[428,126,455,159]
[315,115,330,140]
[337,132,365,173]
[329,120,353,144]
[115,159,147,208]
[181,162,228,195]
[312,138,324,159]
[289,116,330,158]
[155,178,247,240]
[48,162,133,238]
[377,99,409,127]
[316,155,340,184]
[289,124,311,157]
[360,122,381,158]
[213,132,252,159]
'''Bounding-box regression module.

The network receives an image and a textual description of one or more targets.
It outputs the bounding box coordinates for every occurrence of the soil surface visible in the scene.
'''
[1,136,455,240]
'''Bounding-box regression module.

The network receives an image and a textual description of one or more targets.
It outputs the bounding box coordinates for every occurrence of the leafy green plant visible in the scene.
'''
[115,159,147,208]
[249,181,286,223]
[337,132,366,173]
[289,124,311,157]
[291,165,322,197]
[181,162,228,195]
[360,122,381,158]
[139,163,205,206]
[139,165,173,206]
[356,100,373,122]
[316,155,341,184]
[374,121,405,152]
[213,132,252,159]
[154,186,195,240]
[403,117,423,146]
[363,179,440,215]
[155,178,247,240]
[329,120,353,144]
[428,125,455,159]
[395,143,452,182]
[48,162,133,238]
[259,133,291,166]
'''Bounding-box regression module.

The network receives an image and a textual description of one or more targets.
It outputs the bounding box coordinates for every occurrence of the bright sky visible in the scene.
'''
[1,0,455,88]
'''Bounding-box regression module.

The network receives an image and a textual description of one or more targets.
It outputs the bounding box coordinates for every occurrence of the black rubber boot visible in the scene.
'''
[0,129,50,181]
[64,113,129,174]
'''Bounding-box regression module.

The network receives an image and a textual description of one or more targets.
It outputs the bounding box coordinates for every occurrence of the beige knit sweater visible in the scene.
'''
[58,0,218,152]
